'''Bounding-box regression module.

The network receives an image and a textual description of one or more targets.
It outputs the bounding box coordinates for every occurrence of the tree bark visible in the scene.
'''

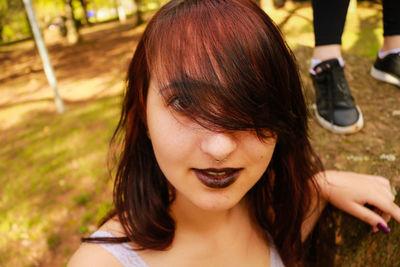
[64,0,79,44]
[134,0,143,25]
[78,0,90,25]
[22,0,66,113]
[305,191,400,266]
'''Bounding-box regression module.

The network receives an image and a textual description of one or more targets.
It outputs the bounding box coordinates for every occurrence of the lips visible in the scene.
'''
[193,168,242,189]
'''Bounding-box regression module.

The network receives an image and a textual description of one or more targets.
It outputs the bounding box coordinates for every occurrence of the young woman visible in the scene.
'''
[68,0,400,266]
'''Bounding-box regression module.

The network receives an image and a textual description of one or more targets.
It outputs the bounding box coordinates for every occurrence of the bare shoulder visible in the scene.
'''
[99,216,126,236]
[67,218,127,267]
[67,242,124,267]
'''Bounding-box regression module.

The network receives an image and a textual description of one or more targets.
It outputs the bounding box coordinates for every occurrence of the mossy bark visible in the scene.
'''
[305,187,400,267]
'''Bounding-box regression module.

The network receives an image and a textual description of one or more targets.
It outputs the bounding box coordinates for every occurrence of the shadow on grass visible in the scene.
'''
[347,8,382,58]
[277,4,312,30]
[0,19,143,108]
[0,94,121,266]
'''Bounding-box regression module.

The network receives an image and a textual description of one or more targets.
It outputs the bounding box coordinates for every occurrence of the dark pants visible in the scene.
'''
[312,0,400,46]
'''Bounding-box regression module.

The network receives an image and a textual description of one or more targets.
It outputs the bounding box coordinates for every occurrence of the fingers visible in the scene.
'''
[365,184,400,222]
[381,213,391,223]
[365,200,400,225]
[379,201,400,223]
[348,199,400,234]
[348,203,389,231]
[323,171,400,233]
[374,176,391,188]
[371,208,391,233]
[368,176,395,201]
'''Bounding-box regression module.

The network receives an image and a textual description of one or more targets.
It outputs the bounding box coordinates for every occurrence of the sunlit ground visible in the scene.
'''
[267,1,384,57]
[0,2,399,266]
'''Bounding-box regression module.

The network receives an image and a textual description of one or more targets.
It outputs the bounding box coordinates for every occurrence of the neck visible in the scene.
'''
[167,194,270,265]
[170,194,249,235]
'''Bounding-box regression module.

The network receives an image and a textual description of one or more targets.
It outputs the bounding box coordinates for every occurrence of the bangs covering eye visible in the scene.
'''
[156,74,277,139]
[143,0,307,139]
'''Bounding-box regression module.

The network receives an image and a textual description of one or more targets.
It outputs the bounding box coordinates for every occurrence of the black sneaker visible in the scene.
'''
[370,52,400,87]
[310,58,363,134]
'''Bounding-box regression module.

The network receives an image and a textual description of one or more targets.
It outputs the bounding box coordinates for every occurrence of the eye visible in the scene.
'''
[168,96,190,111]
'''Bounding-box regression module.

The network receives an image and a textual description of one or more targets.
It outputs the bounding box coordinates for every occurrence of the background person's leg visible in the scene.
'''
[310,0,363,134]
[370,0,400,87]
[382,0,400,39]
[312,0,349,47]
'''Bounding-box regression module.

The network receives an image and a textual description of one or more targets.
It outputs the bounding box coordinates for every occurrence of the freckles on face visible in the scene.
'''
[145,81,198,171]
[145,80,277,211]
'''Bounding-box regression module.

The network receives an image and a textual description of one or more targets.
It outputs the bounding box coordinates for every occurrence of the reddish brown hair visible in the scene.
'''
[86,1,324,266]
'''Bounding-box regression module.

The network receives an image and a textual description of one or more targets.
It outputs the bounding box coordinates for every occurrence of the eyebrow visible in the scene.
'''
[159,79,217,93]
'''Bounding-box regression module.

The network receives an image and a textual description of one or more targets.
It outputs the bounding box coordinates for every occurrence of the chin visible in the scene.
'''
[193,194,241,212]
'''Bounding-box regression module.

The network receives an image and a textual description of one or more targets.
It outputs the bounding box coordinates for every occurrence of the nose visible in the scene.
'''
[200,132,237,161]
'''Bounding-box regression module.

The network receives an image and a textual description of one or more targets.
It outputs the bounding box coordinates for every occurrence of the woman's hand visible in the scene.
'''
[316,171,400,233]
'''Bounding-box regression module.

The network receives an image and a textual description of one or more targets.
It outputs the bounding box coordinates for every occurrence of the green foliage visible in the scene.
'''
[95,202,113,222]
[0,0,8,18]
[76,224,89,234]
[0,0,30,42]
[47,232,62,251]
[0,0,163,43]
[33,0,65,25]
[72,0,85,24]
[0,93,120,266]
[73,192,92,206]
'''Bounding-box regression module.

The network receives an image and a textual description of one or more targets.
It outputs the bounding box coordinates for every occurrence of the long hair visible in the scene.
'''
[87,1,324,266]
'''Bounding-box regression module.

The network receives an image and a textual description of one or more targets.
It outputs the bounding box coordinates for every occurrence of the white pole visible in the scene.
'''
[22,0,66,113]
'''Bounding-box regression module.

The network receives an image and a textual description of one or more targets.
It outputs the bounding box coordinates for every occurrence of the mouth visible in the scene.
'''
[192,168,242,189]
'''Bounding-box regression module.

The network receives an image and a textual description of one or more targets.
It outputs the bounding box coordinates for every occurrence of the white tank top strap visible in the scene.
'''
[89,230,149,267]
[267,233,285,267]
[269,243,285,267]
[89,230,284,267]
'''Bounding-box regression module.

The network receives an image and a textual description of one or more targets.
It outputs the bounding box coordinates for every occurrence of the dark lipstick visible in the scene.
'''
[193,168,242,189]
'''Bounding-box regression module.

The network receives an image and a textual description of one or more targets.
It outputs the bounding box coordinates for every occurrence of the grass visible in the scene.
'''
[0,95,120,266]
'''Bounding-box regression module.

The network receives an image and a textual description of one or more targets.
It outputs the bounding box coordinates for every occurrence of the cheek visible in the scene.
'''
[261,143,275,161]
[148,111,195,165]
[151,123,181,150]
[241,133,276,160]
[246,139,276,174]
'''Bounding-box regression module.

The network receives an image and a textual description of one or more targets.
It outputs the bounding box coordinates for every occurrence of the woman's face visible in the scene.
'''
[146,80,276,211]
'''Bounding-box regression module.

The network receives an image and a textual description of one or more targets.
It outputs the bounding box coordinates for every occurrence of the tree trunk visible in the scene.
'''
[64,0,79,44]
[305,191,400,266]
[78,0,90,25]
[134,0,143,25]
[23,6,34,42]
[22,0,66,113]
[114,0,126,23]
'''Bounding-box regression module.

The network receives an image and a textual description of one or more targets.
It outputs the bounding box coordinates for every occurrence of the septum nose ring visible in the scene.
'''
[215,158,227,164]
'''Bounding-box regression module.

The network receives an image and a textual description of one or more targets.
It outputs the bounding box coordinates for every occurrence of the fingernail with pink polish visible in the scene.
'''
[377,223,390,234]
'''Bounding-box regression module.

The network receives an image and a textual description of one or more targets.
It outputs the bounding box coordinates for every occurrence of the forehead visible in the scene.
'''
[144,1,271,90]
[139,0,296,137]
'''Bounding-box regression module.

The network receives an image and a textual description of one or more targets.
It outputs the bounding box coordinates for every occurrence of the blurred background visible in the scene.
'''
[0,0,399,266]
